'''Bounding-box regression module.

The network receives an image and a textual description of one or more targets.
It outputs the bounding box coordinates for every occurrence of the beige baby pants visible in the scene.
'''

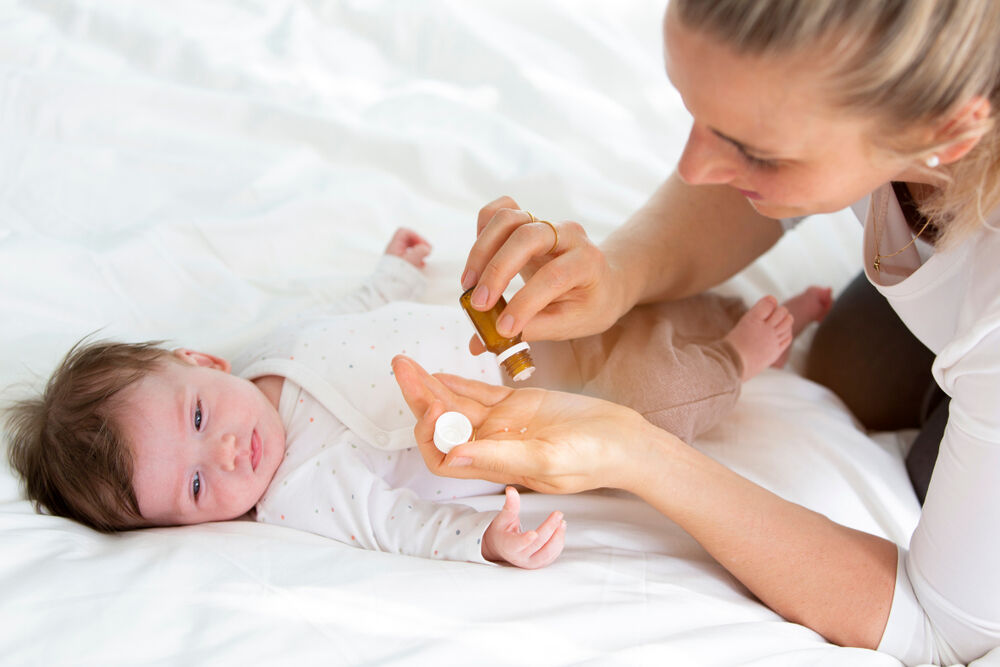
[524,293,746,443]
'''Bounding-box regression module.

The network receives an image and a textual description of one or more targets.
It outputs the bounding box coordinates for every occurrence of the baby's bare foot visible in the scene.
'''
[724,296,794,381]
[770,286,834,367]
[783,286,833,336]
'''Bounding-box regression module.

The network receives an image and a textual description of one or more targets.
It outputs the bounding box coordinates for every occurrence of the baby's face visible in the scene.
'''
[118,350,286,525]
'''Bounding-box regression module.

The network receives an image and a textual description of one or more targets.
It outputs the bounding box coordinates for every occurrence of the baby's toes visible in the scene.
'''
[777,311,794,338]
[765,304,790,328]
[747,295,779,322]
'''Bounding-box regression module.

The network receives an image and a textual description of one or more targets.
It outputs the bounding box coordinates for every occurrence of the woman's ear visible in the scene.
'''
[933,95,992,165]
[171,348,232,373]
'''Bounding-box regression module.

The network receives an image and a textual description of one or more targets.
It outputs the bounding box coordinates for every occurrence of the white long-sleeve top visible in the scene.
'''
[850,185,1000,666]
[233,256,504,564]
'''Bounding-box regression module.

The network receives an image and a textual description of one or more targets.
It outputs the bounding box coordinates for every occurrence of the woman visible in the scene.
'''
[394,2,1000,664]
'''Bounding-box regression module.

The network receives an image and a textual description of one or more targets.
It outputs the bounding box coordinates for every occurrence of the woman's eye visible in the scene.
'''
[192,472,201,499]
[194,400,203,431]
[742,150,778,170]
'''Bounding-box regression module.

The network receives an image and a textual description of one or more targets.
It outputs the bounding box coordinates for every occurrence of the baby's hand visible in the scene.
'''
[384,227,432,268]
[482,487,565,569]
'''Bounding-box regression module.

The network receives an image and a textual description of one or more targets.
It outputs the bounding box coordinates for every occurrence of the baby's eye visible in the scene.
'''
[192,472,201,500]
[194,399,203,431]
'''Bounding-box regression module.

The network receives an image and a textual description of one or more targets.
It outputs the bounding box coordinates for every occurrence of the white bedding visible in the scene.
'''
[0,1,977,665]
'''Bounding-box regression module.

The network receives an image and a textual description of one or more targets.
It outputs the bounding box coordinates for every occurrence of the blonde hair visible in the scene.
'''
[4,339,171,532]
[671,0,1000,248]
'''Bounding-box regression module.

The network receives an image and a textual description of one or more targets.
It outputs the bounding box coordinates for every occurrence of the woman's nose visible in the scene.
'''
[676,123,740,186]
[211,433,238,472]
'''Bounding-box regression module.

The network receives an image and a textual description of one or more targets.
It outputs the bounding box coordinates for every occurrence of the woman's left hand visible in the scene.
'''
[391,354,655,494]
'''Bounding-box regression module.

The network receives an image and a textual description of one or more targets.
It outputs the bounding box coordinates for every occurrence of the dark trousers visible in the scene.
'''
[804,273,948,504]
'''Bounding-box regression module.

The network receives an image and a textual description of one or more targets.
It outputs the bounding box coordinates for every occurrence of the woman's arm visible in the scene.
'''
[630,422,896,650]
[392,355,897,650]
[602,172,784,306]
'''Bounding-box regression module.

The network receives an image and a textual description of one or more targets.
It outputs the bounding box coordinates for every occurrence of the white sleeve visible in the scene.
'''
[318,255,427,315]
[257,446,497,565]
[877,330,1000,665]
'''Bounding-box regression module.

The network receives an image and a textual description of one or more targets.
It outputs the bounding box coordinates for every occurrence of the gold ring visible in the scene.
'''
[525,211,558,254]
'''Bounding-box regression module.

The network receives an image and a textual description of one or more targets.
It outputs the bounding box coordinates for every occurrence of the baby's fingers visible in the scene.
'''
[526,521,566,568]
[500,486,521,517]
[402,243,431,268]
[385,227,428,255]
[520,511,564,555]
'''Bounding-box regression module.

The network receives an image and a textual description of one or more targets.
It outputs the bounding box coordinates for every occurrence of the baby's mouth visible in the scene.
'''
[250,430,262,471]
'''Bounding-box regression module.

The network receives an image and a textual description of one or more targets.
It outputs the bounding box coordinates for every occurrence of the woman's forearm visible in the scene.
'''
[626,423,897,650]
[601,172,784,307]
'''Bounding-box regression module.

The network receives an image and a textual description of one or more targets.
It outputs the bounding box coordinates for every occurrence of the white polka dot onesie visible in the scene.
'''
[234,255,505,564]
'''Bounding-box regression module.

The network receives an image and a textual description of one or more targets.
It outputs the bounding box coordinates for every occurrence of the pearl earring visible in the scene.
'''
[925,154,940,168]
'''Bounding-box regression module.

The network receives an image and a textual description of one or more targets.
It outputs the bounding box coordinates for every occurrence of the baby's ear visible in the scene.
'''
[172,348,232,373]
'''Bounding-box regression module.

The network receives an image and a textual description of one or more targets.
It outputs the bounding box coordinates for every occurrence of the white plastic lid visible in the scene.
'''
[495,341,530,364]
[433,411,473,454]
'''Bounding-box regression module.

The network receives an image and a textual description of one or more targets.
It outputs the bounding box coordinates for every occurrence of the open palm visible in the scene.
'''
[392,354,650,494]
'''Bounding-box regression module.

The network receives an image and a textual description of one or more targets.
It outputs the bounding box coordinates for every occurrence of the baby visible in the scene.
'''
[4,227,829,569]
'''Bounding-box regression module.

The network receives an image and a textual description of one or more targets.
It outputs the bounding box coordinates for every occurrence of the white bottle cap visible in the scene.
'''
[495,341,530,364]
[433,411,473,454]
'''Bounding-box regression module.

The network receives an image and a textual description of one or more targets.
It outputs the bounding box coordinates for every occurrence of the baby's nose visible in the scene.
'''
[213,433,238,472]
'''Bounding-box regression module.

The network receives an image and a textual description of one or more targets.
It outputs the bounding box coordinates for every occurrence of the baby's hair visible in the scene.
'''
[4,338,172,532]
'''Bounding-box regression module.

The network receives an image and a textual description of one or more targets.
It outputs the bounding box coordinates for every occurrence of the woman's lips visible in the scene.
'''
[737,188,762,200]
[250,430,262,471]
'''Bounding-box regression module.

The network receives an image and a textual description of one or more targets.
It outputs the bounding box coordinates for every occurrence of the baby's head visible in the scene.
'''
[4,339,286,531]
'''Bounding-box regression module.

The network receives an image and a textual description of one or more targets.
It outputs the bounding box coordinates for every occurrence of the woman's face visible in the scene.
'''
[663,11,921,219]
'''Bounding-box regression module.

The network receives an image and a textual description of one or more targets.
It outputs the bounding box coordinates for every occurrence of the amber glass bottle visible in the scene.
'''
[460,288,535,381]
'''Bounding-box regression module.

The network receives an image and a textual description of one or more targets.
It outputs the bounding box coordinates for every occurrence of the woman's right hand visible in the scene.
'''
[460,196,632,348]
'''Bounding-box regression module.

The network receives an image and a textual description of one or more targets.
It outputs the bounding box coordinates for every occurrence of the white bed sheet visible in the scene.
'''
[0,1,980,665]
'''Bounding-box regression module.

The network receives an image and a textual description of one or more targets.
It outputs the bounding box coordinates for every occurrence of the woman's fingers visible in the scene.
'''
[392,355,433,418]
[467,333,487,356]
[497,233,606,339]
[413,400,449,470]
[392,356,490,421]
[463,208,546,306]
[475,195,521,237]
[393,355,460,417]
[462,197,523,292]
[462,195,627,345]
[465,213,613,340]
[444,437,527,479]
[463,200,570,307]
[394,356,525,479]
[434,372,512,407]
[445,437,568,491]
